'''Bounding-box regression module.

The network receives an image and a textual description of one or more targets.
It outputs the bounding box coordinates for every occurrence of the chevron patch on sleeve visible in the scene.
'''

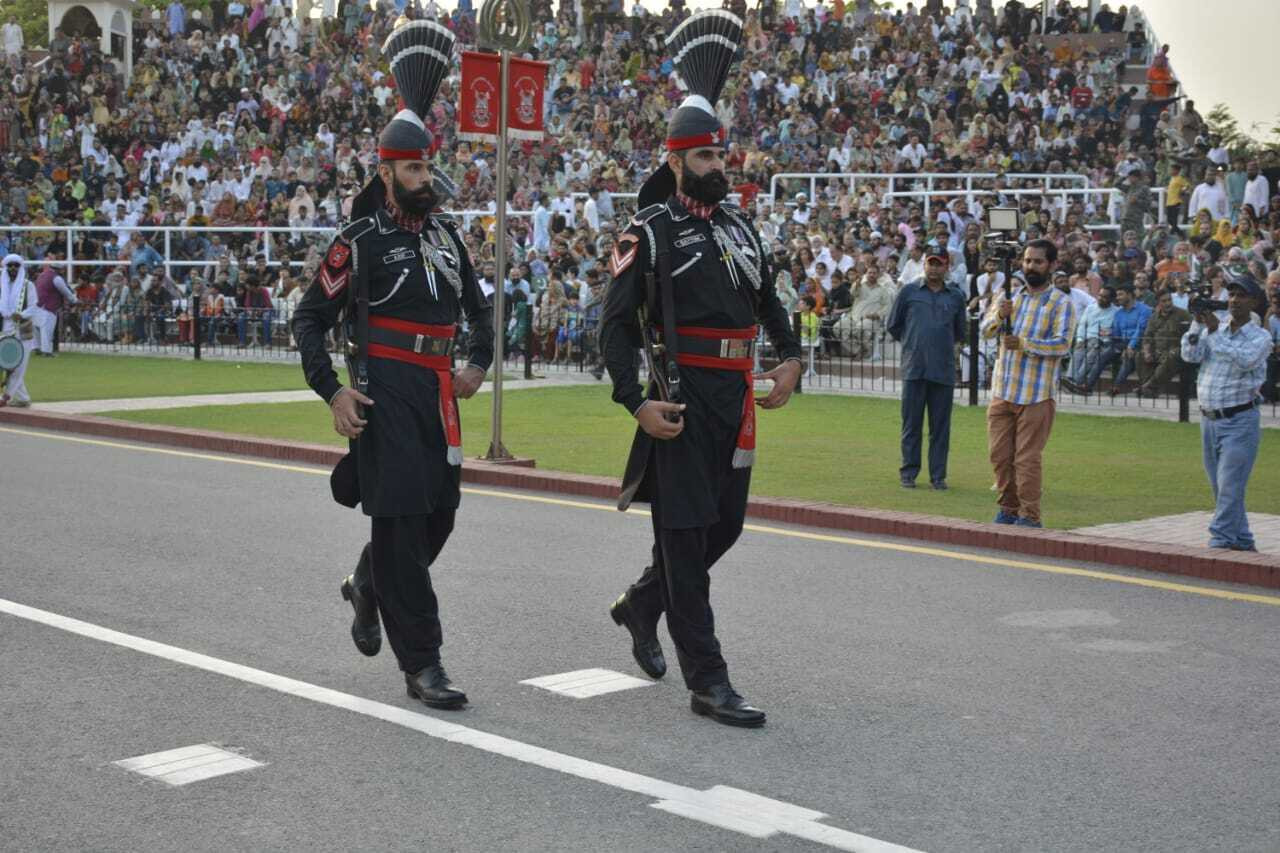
[318,238,352,298]
[608,233,639,279]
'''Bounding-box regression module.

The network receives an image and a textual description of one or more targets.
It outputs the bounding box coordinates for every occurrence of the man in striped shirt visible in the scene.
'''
[981,240,1078,528]
[1180,275,1271,551]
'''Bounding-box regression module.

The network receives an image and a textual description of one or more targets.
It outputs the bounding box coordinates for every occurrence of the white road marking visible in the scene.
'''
[2,596,924,853]
[114,744,264,786]
[520,668,655,698]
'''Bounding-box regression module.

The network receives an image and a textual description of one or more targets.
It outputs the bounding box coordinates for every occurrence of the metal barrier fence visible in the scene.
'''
[46,305,1280,421]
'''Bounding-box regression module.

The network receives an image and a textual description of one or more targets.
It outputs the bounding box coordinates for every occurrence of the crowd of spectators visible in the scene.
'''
[0,0,1277,388]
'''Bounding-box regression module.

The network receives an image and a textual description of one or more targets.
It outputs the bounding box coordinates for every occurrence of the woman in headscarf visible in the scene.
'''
[0,254,37,407]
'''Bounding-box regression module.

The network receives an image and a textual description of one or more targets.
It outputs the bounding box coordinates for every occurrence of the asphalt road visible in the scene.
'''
[1,425,1278,853]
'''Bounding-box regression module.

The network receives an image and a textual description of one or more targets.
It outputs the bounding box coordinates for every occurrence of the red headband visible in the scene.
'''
[378,147,431,162]
[666,127,727,151]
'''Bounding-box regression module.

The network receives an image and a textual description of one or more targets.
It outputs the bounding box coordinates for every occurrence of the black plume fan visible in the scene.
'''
[666,9,743,113]
[381,20,457,124]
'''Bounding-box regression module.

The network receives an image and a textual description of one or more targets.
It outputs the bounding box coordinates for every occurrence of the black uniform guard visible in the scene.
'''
[292,20,494,710]
[599,10,803,728]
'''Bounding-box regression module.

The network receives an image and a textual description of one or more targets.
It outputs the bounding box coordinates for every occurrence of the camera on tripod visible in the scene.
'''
[1188,285,1228,314]
[982,207,1023,260]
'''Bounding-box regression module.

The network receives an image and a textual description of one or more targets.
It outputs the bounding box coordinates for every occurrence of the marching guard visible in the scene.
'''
[599,10,803,727]
[292,20,493,710]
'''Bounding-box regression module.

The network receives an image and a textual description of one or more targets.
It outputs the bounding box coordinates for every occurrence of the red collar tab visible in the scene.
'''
[675,192,718,220]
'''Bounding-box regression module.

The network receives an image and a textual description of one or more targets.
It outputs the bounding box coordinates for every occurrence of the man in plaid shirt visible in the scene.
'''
[1180,275,1271,551]
[981,240,1078,528]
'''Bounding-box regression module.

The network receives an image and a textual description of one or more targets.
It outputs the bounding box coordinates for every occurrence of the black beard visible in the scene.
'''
[1024,270,1048,287]
[391,174,437,217]
[680,168,730,205]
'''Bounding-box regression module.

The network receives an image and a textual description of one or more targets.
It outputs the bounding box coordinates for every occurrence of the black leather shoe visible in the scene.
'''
[690,684,766,728]
[340,547,381,657]
[610,591,666,679]
[405,665,467,709]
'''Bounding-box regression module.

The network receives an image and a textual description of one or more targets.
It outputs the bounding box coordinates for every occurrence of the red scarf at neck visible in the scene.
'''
[676,192,718,221]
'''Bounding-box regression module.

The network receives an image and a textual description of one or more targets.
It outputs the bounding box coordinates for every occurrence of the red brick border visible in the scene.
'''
[4,407,1277,591]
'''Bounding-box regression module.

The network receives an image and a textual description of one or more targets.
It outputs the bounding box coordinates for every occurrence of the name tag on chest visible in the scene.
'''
[383,248,417,265]
[674,233,706,249]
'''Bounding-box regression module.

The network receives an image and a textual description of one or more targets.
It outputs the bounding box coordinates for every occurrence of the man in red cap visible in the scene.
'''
[887,249,968,489]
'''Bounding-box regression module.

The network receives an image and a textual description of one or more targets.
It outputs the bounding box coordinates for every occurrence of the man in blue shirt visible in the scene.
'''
[886,250,968,489]
[1180,275,1272,551]
[1064,284,1150,395]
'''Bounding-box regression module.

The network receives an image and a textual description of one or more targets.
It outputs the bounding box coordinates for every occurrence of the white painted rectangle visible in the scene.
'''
[520,668,654,698]
[114,743,221,772]
[114,744,264,786]
[159,755,263,786]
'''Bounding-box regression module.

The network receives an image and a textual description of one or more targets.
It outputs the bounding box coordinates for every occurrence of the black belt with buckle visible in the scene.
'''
[660,332,756,360]
[1200,400,1257,420]
[367,326,455,356]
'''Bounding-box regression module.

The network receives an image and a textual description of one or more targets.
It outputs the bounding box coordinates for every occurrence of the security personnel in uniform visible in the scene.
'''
[292,21,493,710]
[599,10,803,728]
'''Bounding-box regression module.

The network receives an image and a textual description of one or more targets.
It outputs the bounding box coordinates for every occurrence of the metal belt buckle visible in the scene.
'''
[720,339,751,359]
[414,333,425,354]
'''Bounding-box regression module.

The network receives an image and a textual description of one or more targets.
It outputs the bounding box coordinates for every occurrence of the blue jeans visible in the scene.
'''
[1201,405,1261,549]
[1069,340,1101,384]
[1085,339,1125,389]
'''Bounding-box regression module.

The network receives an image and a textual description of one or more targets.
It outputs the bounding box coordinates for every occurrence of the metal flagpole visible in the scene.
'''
[486,47,513,461]
[479,0,531,462]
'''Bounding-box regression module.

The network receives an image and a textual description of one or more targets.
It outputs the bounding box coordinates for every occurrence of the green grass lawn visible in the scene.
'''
[26,353,309,402]
[105,385,1279,530]
[23,352,523,402]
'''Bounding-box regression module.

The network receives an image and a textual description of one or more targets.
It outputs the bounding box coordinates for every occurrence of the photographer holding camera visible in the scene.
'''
[1180,274,1272,551]
[983,239,1078,528]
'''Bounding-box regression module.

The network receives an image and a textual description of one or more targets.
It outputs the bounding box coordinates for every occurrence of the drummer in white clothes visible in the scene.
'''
[0,254,38,407]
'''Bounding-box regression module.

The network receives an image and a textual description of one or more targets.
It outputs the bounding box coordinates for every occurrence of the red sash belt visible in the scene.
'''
[673,325,758,468]
[367,316,463,466]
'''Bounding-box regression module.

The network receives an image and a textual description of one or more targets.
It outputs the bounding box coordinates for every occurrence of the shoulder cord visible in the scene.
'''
[421,220,464,298]
[713,208,763,291]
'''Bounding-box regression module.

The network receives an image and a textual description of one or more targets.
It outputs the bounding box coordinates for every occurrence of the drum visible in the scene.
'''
[0,333,24,371]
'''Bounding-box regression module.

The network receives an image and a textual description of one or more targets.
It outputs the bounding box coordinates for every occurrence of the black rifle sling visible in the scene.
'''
[351,235,371,394]
[656,236,680,406]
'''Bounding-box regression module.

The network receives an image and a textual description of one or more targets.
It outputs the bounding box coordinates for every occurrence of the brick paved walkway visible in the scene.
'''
[1074,511,1280,554]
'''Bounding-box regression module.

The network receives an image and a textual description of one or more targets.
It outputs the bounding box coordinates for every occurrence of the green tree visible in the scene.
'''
[1204,102,1251,157]
[11,0,50,49]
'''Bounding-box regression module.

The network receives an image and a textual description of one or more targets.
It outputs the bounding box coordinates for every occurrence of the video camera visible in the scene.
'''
[1188,285,1228,314]
[982,207,1023,261]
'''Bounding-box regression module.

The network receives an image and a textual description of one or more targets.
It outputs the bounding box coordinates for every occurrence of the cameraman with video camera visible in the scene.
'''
[1180,274,1272,551]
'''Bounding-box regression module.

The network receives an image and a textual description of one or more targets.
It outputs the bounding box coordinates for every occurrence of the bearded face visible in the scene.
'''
[677,151,730,205]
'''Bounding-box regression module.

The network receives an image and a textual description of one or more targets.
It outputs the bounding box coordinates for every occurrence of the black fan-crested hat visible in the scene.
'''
[639,9,743,207]
[378,20,457,162]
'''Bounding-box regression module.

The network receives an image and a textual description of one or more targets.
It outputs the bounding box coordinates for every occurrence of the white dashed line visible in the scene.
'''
[2,596,924,853]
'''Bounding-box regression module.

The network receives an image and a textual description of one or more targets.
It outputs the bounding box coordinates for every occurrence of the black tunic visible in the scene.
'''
[599,196,802,529]
[292,204,493,518]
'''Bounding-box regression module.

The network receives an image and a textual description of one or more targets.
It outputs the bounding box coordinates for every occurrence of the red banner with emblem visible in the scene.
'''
[458,51,547,143]
[459,51,500,143]
[505,57,548,141]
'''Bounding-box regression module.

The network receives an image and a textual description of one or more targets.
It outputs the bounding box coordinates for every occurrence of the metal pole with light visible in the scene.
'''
[478,0,532,462]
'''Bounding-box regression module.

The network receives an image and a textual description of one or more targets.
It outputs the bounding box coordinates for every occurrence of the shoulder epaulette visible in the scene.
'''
[432,212,462,231]
[339,215,376,242]
[629,203,669,227]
